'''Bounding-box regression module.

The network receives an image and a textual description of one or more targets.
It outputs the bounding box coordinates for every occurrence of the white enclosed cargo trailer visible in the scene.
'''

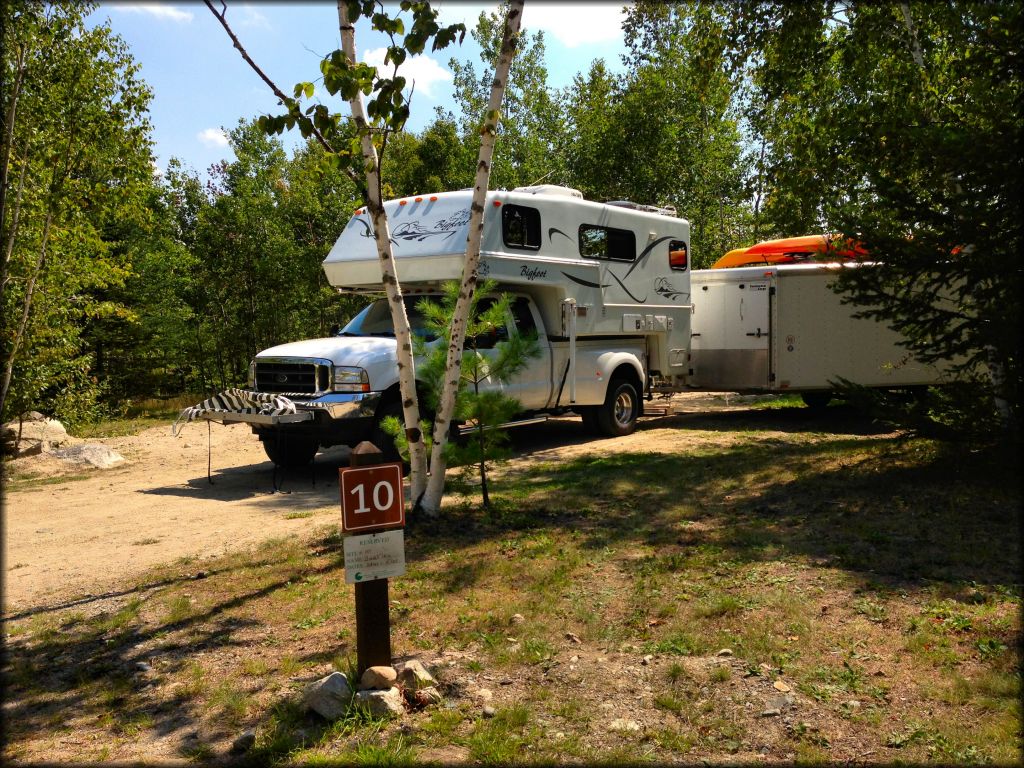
[688,264,949,400]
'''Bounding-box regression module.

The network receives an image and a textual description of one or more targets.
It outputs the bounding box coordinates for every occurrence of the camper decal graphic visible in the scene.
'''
[654,278,688,301]
[548,227,573,244]
[607,271,647,303]
[561,273,608,290]
[624,236,676,280]
[358,208,472,247]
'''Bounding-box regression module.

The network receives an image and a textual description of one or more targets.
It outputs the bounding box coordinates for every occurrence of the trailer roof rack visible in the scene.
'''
[605,200,677,217]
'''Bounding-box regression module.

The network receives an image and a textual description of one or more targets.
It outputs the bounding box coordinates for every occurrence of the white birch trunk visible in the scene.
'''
[337,2,428,497]
[419,0,524,514]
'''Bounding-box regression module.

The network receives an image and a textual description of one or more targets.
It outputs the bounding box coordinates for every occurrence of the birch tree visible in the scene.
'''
[421,0,523,513]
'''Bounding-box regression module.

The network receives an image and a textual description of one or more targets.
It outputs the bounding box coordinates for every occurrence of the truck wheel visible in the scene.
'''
[596,377,640,437]
[263,434,319,467]
[801,391,833,410]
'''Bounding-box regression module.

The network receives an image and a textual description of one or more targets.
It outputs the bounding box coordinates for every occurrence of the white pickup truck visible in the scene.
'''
[248,289,652,466]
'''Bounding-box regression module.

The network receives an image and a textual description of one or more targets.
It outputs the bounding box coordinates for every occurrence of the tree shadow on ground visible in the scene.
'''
[1,540,346,759]
[410,407,1021,593]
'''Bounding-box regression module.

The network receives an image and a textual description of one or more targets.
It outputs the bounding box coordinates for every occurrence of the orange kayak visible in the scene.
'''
[711,235,866,269]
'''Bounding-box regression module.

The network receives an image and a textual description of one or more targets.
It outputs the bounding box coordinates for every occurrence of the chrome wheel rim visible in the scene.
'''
[614,389,634,427]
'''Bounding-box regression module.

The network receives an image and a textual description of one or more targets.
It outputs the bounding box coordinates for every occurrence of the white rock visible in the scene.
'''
[303,672,353,720]
[395,659,435,691]
[354,686,404,717]
[510,613,525,624]
[716,648,734,657]
[359,665,397,690]
[609,718,643,734]
[50,443,124,468]
[472,687,494,703]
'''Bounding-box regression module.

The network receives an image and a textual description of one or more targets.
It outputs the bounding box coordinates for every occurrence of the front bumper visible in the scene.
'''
[293,391,383,420]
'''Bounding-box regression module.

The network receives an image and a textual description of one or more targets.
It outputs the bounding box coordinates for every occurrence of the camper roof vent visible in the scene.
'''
[512,184,584,198]
[606,200,678,217]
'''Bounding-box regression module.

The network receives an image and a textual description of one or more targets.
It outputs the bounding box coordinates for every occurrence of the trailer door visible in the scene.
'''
[725,277,772,389]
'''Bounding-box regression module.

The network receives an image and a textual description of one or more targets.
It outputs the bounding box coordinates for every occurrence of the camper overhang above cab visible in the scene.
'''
[321,186,692,300]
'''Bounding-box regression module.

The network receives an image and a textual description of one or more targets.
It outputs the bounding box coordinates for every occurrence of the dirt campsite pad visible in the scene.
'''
[3,393,751,610]
[3,394,1020,764]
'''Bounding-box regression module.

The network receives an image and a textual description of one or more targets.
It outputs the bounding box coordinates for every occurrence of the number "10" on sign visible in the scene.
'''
[339,463,405,533]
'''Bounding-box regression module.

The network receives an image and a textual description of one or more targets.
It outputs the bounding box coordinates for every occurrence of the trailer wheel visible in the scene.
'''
[262,433,319,468]
[801,391,833,410]
[597,377,640,437]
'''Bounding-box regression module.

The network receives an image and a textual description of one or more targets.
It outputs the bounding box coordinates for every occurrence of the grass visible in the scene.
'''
[70,394,204,438]
[3,408,1021,764]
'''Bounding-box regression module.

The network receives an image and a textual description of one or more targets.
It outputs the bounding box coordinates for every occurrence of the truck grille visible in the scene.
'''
[254,359,331,395]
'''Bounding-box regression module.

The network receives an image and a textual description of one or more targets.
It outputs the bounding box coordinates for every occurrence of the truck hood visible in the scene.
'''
[256,336,397,368]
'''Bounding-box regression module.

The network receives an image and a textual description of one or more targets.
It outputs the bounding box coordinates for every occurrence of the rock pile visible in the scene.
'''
[2,413,78,457]
[302,657,443,722]
[2,412,124,467]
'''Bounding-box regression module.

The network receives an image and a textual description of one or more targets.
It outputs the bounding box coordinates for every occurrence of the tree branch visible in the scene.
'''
[203,0,365,194]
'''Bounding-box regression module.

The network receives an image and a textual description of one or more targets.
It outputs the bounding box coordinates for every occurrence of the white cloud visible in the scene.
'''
[197,128,229,148]
[521,3,625,48]
[363,48,452,99]
[150,160,164,178]
[239,6,272,29]
[111,3,194,23]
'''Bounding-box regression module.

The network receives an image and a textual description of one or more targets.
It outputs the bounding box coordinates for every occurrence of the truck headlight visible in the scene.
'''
[247,360,256,389]
[332,366,370,392]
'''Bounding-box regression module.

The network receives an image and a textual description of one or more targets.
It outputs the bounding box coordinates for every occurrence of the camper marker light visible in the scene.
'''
[429,195,438,201]
[415,197,423,202]
[399,199,408,206]
[493,201,502,207]
[333,367,370,392]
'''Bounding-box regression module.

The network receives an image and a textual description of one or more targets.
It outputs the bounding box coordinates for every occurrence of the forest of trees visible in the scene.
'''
[2,1,1020,430]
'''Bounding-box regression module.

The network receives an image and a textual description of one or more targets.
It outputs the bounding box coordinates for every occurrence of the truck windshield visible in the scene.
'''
[339,297,438,341]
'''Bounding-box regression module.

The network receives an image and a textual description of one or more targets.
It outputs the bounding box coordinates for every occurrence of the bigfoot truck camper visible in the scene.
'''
[242,185,694,466]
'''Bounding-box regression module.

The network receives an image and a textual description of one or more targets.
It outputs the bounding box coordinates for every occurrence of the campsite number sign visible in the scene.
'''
[339,463,405,532]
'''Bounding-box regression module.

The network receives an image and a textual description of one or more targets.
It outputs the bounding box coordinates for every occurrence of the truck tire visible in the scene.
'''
[596,377,640,437]
[801,391,833,410]
[262,433,319,467]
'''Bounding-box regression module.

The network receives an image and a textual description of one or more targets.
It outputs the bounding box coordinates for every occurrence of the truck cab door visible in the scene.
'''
[506,296,552,410]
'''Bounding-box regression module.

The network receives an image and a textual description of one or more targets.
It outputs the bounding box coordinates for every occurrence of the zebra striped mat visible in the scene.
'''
[172,388,297,436]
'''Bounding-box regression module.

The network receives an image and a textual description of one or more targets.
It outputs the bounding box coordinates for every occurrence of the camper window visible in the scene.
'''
[579,225,636,262]
[669,239,688,271]
[502,204,541,250]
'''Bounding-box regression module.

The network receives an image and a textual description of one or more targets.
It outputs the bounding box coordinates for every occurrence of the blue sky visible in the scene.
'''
[89,2,630,178]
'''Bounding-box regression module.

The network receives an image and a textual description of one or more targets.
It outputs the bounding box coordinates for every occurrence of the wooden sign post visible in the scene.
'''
[340,442,406,676]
